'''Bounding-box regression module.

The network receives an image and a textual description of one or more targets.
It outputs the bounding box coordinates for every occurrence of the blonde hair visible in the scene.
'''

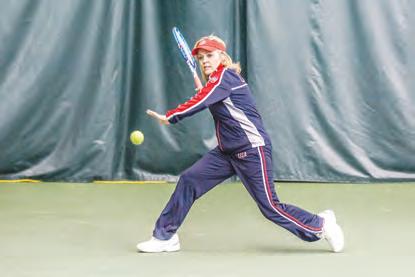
[194,35,241,81]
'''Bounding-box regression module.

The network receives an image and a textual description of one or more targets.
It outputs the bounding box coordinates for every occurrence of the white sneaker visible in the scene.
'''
[318,210,344,253]
[136,234,180,253]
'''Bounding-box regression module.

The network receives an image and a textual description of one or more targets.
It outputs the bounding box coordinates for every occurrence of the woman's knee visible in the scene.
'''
[179,169,199,184]
[258,206,273,221]
[257,201,282,221]
[178,170,206,199]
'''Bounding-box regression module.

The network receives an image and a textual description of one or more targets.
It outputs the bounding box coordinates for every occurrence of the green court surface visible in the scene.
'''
[0,182,414,277]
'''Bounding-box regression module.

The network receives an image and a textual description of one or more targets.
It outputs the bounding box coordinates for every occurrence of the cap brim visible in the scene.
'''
[191,45,219,56]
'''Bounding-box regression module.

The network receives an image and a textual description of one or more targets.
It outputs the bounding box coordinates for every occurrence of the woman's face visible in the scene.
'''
[196,49,222,76]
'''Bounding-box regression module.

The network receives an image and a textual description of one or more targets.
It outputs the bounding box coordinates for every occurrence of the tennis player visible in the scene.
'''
[139,35,344,253]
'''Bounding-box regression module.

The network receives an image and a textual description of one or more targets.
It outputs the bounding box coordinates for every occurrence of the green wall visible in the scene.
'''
[1,0,414,182]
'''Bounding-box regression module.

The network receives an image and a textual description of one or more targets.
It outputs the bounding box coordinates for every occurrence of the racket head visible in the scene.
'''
[172,27,197,71]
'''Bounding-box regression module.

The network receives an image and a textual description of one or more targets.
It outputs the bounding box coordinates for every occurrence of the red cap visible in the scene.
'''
[191,38,226,56]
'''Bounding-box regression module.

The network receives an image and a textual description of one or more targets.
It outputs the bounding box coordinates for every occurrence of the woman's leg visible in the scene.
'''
[231,146,323,242]
[153,147,235,240]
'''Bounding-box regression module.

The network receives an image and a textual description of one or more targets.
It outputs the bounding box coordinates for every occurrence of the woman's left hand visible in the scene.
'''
[146,109,170,125]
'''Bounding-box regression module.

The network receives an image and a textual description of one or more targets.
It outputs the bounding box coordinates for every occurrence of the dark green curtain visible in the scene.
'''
[1,0,414,182]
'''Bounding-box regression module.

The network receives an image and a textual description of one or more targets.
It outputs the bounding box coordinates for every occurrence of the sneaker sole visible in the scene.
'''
[137,243,181,253]
[164,243,180,252]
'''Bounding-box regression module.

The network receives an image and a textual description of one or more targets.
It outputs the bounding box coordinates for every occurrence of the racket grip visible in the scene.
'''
[193,73,203,90]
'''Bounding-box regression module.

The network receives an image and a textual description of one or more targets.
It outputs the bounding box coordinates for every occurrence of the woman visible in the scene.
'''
[139,35,344,253]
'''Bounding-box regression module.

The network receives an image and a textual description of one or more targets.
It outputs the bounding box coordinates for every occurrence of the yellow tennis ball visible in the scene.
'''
[130,130,144,145]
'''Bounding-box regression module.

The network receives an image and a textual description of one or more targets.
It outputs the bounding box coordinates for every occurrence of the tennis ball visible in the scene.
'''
[130,130,144,145]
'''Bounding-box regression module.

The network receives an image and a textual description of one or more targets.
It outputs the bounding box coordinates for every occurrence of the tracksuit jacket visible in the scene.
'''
[166,64,270,154]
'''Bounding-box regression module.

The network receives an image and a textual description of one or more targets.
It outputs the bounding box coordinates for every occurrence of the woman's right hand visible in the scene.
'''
[146,109,170,125]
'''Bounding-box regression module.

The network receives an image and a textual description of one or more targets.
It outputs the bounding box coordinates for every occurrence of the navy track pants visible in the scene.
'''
[153,145,323,242]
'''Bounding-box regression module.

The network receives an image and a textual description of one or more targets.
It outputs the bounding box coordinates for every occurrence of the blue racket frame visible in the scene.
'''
[172,27,198,75]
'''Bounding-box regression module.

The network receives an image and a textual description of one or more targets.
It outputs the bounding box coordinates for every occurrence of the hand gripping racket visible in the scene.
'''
[172,27,203,90]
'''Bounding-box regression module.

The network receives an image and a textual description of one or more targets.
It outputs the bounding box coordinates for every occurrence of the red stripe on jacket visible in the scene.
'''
[166,64,226,120]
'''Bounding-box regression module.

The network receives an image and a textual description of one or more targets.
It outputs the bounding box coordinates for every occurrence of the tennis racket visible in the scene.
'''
[172,27,203,90]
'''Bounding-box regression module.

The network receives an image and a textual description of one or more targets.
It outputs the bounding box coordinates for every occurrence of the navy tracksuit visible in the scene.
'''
[154,64,323,242]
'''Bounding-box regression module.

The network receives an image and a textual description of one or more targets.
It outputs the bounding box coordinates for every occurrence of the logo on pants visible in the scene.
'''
[236,151,247,159]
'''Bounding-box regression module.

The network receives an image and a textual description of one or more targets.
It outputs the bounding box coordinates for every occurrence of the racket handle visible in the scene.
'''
[193,73,203,90]
[187,61,203,90]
